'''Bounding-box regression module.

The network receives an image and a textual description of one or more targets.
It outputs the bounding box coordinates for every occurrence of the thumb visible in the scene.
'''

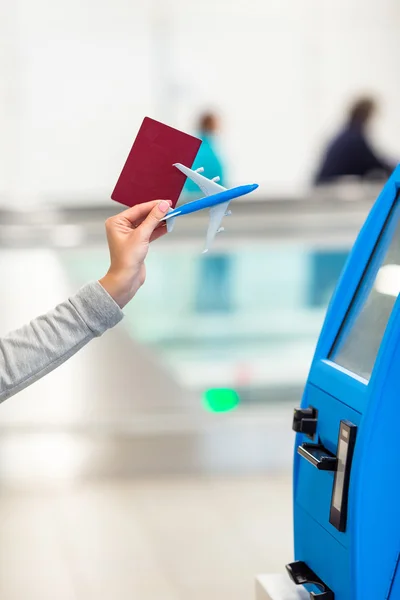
[138,200,171,242]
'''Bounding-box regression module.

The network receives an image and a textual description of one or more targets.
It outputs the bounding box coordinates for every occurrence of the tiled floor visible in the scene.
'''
[0,474,293,600]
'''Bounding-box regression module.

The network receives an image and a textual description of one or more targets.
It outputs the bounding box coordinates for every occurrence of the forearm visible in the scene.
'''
[0,281,123,403]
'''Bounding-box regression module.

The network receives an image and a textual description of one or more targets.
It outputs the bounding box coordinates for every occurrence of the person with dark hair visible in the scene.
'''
[184,111,225,194]
[314,97,395,185]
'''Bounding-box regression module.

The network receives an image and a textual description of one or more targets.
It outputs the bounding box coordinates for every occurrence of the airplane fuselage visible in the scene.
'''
[164,183,259,220]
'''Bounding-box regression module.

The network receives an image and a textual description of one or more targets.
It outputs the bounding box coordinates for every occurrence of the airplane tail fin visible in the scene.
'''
[162,208,181,233]
[166,216,177,233]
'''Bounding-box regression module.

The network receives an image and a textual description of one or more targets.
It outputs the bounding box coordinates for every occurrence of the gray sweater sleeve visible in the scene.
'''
[0,280,124,403]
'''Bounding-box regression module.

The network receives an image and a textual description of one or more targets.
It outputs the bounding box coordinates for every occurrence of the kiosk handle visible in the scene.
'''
[297,421,357,532]
[297,443,338,471]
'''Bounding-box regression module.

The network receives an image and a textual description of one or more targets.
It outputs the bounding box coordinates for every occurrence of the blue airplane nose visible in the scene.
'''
[250,184,259,192]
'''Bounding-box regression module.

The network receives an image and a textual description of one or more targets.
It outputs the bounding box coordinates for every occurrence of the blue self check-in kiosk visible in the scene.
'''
[285,166,400,600]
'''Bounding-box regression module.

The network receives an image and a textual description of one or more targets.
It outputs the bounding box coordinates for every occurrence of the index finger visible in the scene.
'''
[118,200,168,226]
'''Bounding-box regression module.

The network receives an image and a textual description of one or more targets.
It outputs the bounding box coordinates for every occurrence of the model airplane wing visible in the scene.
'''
[174,163,226,196]
[203,200,231,253]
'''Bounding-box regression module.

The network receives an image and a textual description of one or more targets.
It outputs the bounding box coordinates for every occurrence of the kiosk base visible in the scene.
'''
[286,561,334,599]
[256,574,309,600]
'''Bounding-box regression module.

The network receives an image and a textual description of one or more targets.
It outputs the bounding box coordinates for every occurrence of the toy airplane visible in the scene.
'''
[161,163,259,253]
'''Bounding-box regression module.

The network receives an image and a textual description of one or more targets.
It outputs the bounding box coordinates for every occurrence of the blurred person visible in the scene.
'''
[184,111,226,194]
[183,112,232,313]
[0,200,170,403]
[314,97,396,185]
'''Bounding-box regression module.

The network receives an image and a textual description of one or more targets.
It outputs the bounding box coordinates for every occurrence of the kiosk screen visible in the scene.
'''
[330,192,400,380]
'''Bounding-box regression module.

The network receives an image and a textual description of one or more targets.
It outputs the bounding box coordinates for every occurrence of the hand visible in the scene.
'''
[99,200,171,308]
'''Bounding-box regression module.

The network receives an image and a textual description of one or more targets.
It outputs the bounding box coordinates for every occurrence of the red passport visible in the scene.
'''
[111,117,201,209]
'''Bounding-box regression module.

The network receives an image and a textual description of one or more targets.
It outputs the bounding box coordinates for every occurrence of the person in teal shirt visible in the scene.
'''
[183,112,226,197]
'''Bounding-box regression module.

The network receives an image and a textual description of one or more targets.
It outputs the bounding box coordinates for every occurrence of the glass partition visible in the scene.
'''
[61,244,349,405]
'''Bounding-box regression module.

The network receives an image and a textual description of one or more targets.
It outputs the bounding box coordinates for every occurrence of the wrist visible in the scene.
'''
[99,273,133,309]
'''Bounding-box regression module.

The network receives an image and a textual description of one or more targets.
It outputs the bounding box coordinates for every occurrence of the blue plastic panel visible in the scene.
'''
[293,168,400,600]
[294,385,361,548]
[309,359,367,415]
[294,505,351,600]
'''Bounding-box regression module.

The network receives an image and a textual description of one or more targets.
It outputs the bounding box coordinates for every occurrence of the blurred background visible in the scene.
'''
[0,0,398,598]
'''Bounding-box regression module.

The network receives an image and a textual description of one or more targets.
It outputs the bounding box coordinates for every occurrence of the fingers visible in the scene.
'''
[118,200,169,227]
[149,222,168,243]
[138,200,171,242]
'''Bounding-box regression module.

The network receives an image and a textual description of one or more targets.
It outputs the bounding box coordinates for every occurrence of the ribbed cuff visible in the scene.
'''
[69,281,124,336]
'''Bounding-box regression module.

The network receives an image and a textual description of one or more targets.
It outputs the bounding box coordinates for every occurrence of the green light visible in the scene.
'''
[202,388,240,413]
